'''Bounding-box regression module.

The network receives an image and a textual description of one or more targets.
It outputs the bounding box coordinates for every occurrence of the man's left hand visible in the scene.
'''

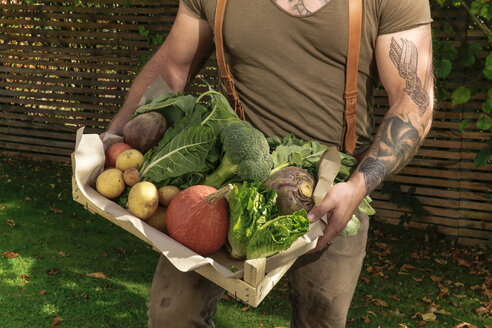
[307,180,364,252]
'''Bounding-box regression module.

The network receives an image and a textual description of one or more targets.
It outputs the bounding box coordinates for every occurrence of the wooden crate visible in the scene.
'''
[71,154,296,307]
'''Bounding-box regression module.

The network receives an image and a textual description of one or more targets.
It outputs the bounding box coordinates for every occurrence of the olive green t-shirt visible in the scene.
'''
[180,0,432,151]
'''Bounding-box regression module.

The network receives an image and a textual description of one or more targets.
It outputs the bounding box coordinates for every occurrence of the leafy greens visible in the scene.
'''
[135,85,241,188]
[226,181,309,260]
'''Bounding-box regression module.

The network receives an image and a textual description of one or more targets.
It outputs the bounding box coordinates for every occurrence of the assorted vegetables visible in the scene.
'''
[95,85,376,261]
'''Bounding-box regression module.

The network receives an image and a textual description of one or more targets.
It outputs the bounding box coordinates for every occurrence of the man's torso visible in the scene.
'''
[181,0,432,151]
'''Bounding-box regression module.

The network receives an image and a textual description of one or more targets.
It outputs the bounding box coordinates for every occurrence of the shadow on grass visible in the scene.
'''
[0,157,160,328]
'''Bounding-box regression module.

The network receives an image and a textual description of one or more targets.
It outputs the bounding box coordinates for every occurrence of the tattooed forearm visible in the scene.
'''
[389,37,430,116]
[359,115,423,193]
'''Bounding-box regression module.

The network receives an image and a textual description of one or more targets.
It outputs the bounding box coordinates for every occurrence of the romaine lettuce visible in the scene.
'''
[246,209,309,260]
[226,182,278,258]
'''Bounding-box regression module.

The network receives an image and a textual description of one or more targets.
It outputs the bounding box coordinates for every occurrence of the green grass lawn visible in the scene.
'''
[0,155,490,328]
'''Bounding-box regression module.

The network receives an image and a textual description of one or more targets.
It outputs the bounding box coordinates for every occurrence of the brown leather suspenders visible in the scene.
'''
[214,0,363,154]
[342,0,363,155]
[214,0,245,120]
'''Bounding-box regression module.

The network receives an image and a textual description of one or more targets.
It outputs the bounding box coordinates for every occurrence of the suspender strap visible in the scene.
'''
[341,0,363,155]
[214,0,245,120]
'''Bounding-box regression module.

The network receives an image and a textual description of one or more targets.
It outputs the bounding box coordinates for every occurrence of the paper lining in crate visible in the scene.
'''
[72,127,340,307]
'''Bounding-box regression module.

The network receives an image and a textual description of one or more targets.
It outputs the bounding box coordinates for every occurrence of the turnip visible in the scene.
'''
[264,167,315,215]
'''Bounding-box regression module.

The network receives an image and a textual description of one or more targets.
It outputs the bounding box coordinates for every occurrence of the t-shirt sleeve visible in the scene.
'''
[378,0,433,35]
[179,0,206,20]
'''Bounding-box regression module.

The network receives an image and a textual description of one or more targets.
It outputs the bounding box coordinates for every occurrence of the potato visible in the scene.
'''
[128,181,159,219]
[145,205,168,233]
[158,185,181,206]
[105,142,132,168]
[115,149,144,172]
[96,168,126,199]
[123,167,140,186]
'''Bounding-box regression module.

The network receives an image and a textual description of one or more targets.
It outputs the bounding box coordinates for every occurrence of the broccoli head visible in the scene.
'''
[203,121,273,188]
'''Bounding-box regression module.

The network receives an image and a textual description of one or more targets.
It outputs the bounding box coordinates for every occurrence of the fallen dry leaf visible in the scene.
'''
[371,298,388,307]
[453,322,478,328]
[49,206,63,214]
[438,285,449,298]
[434,258,448,265]
[457,259,471,268]
[3,251,19,259]
[47,268,61,275]
[58,251,66,257]
[363,315,371,323]
[388,308,406,317]
[241,305,250,311]
[475,306,489,316]
[39,290,46,295]
[375,242,388,249]
[421,312,436,322]
[422,297,433,304]
[426,304,438,313]
[416,320,427,326]
[50,316,63,328]
[6,219,17,228]
[430,275,442,283]
[22,273,30,284]
[87,272,109,280]
[400,264,416,271]
[434,308,451,316]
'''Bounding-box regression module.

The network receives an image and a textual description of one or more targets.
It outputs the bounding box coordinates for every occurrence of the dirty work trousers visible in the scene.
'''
[147,213,369,328]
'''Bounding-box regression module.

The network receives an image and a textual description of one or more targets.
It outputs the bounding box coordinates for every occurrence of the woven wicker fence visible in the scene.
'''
[0,0,490,245]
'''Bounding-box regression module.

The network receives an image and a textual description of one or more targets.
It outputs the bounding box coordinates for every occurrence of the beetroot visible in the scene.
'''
[123,112,167,153]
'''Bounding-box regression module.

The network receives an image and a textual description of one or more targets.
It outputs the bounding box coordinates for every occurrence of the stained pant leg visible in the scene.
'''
[147,254,225,328]
[289,213,369,328]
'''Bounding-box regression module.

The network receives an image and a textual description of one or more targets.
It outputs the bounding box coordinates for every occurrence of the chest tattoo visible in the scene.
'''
[274,0,330,16]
